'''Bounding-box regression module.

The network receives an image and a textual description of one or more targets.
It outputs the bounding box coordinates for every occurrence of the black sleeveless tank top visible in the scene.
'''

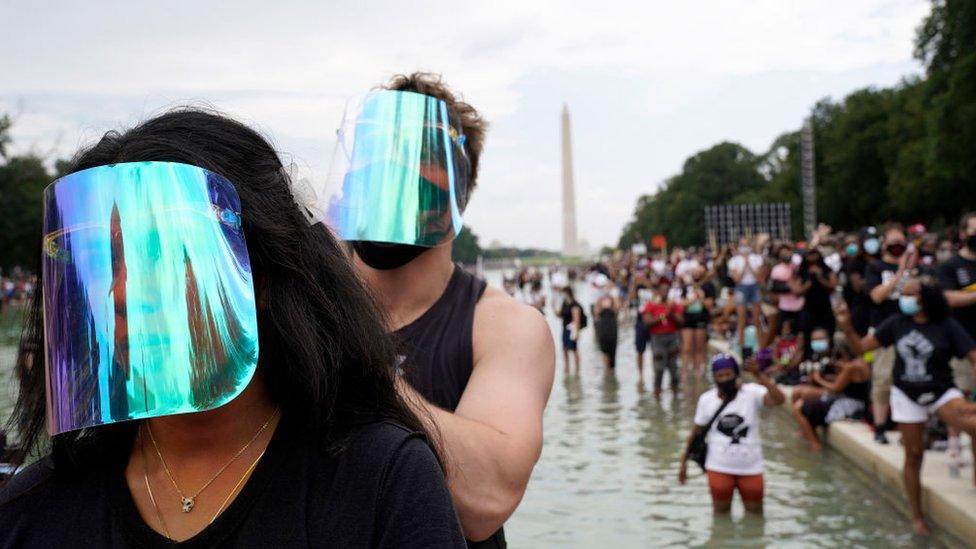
[394,266,507,549]
[395,265,487,411]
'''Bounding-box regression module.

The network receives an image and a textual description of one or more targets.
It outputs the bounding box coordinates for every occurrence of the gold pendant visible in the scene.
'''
[181,496,195,513]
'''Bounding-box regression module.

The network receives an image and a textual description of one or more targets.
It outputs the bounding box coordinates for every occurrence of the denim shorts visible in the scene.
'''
[562,327,578,351]
[734,283,761,306]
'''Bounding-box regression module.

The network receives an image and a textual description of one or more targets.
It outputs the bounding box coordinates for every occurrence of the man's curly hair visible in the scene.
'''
[383,72,488,194]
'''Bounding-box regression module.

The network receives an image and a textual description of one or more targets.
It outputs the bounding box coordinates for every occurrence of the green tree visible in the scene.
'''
[0,113,11,160]
[618,142,767,248]
[0,155,50,270]
[452,226,483,265]
[914,0,976,222]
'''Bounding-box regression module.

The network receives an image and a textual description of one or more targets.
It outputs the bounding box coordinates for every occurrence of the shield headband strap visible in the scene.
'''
[321,90,471,247]
[42,161,259,435]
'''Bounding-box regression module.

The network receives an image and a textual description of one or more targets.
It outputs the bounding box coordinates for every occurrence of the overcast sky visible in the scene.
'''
[1,0,930,249]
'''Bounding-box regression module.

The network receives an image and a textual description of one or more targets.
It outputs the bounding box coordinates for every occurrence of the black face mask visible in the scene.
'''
[717,378,738,399]
[966,234,976,252]
[353,242,428,270]
[886,242,907,258]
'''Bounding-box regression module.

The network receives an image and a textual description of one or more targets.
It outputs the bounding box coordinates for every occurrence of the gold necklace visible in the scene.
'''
[145,408,278,513]
[140,432,172,540]
[142,434,270,540]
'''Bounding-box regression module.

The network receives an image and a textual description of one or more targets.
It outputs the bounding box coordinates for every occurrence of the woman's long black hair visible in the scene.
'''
[918,275,951,323]
[8,108,437,470]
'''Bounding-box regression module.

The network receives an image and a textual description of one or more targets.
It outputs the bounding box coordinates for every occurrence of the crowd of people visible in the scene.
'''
[0,267,34,314]
[501,215,976,536]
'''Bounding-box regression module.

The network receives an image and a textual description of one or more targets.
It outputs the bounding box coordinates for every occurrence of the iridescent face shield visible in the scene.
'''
[322,90,471,247]
[42,162,258,435]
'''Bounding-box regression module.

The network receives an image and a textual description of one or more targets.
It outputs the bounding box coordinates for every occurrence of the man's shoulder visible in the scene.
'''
[477,286,549,327]
[473,286,554,362]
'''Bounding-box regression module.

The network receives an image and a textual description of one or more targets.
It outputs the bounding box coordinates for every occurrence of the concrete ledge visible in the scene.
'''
[708,338,976,546]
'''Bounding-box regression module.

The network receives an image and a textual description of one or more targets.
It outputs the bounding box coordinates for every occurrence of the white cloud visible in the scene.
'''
[1,0,929,248]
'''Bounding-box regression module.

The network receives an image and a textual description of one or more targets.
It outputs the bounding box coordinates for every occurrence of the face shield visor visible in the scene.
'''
[42,161,259,435]
[321,90,471,247]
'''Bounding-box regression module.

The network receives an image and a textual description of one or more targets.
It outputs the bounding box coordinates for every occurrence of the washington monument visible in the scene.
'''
[561,104,579,256]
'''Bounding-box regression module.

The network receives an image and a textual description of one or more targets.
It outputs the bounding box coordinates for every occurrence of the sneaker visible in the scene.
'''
[874,430,889,445]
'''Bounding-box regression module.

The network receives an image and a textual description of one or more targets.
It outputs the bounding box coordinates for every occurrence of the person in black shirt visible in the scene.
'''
[558,287,584,373]
[795,248,839,350]
[839,276,976,536]
[938,211,976,378]
[350,74,554,549]
[0,111,465,547]
[841,233,871,337]
[864,223,918,443]
[937,211,976,471]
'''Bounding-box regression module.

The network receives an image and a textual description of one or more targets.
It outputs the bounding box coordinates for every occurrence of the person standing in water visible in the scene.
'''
[838,276,976,535]
[678,354,785,514]
[559,287,585,373]
[642,279,684,398]
[333,73,555,548]
[593,275,620,372]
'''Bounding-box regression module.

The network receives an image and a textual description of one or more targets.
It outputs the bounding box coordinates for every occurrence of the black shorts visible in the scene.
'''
[683,312,710,330]
[801,397,831,427]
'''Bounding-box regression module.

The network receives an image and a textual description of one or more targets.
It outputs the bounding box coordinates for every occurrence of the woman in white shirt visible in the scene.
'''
[678,354,785,513]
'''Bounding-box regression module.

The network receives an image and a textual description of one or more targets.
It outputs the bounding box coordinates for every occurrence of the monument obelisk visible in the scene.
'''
[561,104,579,256]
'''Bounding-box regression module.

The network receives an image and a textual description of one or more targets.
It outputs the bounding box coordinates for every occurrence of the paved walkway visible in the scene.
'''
[711,338,976,546]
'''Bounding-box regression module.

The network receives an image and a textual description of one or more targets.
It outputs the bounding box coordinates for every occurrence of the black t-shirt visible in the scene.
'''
[799,266,832,319]
[560,300,582,328]
[842,256,871,335]
[938,254,976,338]
[864,260,907,328]
[874,315,976,403]
[0,419,465,548]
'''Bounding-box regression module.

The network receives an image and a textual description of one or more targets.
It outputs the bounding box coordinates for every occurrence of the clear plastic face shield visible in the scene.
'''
[42,162,259,435]
[319,90,471,248]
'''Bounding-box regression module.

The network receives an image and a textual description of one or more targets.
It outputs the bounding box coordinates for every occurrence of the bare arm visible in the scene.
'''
[401,290,555,541]
[677,424,703,484]
[811,365,850,394]
[789,333,806,368]
[835,303,881,356]
[870,253,914,304]
[945,290,976,308]
[754,368,785,406]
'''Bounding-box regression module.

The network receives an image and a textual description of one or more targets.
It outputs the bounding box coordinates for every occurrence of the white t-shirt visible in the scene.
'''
[651,259,668,276]
[728,253,764,286]
[675,259,700,280]
[636,288,654,310]
[694,383,769,475]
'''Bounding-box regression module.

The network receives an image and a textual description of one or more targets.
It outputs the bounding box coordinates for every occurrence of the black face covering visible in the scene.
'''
[966,234,976,252]
[886,242,907,258]
[717,378,739,399]
[353,241,428,270]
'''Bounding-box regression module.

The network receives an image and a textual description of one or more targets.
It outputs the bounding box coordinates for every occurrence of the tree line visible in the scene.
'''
[618,0,976,248]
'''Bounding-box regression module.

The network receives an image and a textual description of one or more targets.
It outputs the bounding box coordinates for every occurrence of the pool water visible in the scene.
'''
[504,289,960,547]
